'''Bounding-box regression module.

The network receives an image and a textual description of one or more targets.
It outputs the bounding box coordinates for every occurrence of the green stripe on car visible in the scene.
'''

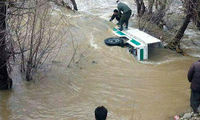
[130,39,141,46]
[140,49,144,61]
[113,28,126,36]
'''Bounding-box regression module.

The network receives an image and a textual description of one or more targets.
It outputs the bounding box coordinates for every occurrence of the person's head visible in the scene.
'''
[113,9,118,15]
[95,106,108,120]
[116,0,120,3]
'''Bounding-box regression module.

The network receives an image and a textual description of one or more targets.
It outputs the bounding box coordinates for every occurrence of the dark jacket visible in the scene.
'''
[110,14,121,22]
[117,2,131,14]
[188,60,200,91]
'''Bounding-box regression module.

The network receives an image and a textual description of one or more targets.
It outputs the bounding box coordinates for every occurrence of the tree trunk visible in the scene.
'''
[159,0,167,11]
[167,14,192,53]
[196,12,200,30]
[141,1,146,16]
[0,3,12,90]
[135,0,146,17]
[197,21,200,30]
[135,0,141,15]
[148,0,154,14]
[70,0,78,11]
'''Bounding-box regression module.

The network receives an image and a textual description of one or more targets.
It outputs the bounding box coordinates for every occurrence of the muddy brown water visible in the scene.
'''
[0,2,199,120]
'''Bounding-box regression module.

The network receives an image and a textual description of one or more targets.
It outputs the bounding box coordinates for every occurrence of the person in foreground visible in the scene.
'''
[116,0,132,31]
[110,9,121,25]
[95,106,108,120]
[188,60,200,115]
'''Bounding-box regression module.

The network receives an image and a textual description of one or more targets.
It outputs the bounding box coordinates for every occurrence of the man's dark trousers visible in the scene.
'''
[120,10,132,29]
[191,90,200,113]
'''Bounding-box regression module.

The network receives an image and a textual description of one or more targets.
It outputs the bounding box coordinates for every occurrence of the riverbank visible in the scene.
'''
[175,112,200,120]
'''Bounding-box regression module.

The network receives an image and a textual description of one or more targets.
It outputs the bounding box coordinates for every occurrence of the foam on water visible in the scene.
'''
[90,33,99,49]
[75,0,116,11]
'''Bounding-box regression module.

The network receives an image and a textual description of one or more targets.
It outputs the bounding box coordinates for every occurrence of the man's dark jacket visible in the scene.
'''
[110,14,120,22]
[117,2,131,14]
[188,60,200,91]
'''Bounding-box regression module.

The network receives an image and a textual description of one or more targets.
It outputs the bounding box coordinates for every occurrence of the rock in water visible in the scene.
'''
[182,113,193,119]
[92,60,97,64]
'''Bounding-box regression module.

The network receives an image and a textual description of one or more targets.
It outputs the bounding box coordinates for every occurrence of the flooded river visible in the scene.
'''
[0,0,200,120]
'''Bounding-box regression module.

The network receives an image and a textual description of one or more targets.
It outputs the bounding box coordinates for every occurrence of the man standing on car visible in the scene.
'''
[116,0,132,31]
[188,60,200,114]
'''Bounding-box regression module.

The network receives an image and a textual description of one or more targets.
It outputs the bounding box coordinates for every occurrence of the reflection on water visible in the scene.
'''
[0,91,12,120]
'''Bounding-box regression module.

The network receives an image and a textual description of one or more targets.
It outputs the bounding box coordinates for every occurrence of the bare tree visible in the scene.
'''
[0,2,12,90]
[148,0,154,14]
[135,0,169,29]
[8,1,64,81]
[0,0,66,87]
[167,0,200,53]
[135,0,146,17]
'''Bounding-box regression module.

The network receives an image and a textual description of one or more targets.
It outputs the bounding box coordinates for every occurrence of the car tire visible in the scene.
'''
[104,37,124,47]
